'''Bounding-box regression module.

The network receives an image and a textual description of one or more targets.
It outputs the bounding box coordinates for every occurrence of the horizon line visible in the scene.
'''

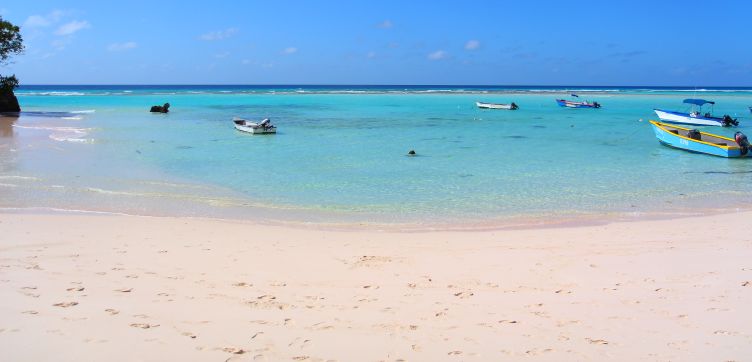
[15,84,752,88]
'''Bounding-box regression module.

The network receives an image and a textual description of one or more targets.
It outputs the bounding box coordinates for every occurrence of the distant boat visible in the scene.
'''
[654,99,738,127]
[556,99,601,108]
[233,117,277,134]
[476,101,518,110]
[649,120,750,158]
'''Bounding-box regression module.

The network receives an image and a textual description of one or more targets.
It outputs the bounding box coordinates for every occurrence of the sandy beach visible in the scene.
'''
[1,212,751,361]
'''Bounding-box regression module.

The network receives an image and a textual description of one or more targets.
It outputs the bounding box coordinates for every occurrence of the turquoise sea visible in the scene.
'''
[1,85,751,228]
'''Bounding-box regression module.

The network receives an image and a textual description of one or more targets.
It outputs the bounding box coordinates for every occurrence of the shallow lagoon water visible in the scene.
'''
[2,86,751,227]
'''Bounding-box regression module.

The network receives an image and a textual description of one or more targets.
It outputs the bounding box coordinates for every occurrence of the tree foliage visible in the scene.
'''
[0,16,23,65]
[0,16,23,92]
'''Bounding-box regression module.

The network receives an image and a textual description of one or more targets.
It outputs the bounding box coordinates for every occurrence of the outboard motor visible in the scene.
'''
[735,132,750,156]
[687,129,702,140]
[593,102,601,108]
[510,102,519,110]
[259,118,271,127]
[722,115,739,127]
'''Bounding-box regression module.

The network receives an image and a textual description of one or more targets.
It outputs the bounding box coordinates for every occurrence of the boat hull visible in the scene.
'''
[654,109,725,127]
[234,123,276,134]
[649,120,746,158]
[556,99,599,108]
[476,102,516,110]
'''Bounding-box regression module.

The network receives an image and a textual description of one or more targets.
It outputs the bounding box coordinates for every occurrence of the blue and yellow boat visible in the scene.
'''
[649,120,750,158]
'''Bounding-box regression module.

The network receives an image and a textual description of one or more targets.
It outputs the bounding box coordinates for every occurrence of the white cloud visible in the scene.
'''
[214,51,230,58]
[55,20,90,36]
[24,10,66,28]
[198,28,238,41]
[465,40,480,50]
[377,20,393,29]
[282,47,297,55]
[427,50,447,60]
[107,41,138,51]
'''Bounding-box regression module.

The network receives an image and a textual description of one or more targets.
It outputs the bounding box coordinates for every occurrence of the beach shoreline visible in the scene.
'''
[1,211,751,361]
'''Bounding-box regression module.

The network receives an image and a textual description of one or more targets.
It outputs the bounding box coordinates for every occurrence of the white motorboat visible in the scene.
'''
[654,99,738,127]
[476,101,518,110]
[233,117,277,134]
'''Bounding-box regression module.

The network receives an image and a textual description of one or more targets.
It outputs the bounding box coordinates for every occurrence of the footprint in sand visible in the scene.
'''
[250,332,264,339]
[453,291,474,299]
[447,351,463,355]
[115,288,133,293]
[53,302,78,308]
[22,310,39,315]
[742,281,750,287]
[586,338,609,345]
[713,330,737,336]
[105,309,119,315]
[130,323,159,329]
[66,287,85,292]
[222,347,245,354]
[181,331,197,339]
[291,356,309,361]
[498,320,519,324]
[233,282,252,287]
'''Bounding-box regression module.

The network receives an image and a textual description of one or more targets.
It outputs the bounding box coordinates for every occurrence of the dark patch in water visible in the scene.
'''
[533,117,544,120]
[177,146,193,150]
[459,146,474,149]
[532,125,546,129]
[504,135,528,139]
[684,170,752,175]
[421,137,445,141]
[459,174,473,178]
[427,117,452,121]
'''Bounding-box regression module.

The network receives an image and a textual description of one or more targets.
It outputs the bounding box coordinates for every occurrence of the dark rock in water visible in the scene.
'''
[150,102,170,113]
[407,150,416,156]
[0,90,21,113]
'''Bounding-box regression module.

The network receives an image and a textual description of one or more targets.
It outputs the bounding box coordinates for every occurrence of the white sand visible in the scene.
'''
[1,212,751,361]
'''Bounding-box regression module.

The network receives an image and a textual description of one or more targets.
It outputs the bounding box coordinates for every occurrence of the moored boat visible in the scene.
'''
[649,120,750,158]
[233,117,277,134]
[654,99,738,127]
[555,99,600,108]
[476,101,518,110]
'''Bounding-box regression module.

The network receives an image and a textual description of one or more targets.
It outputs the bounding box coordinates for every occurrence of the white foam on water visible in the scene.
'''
[70,109,96,114]
[0,175,40,181]
[49,134,93,143]
[62,116,83,120]
[13,125,93,132]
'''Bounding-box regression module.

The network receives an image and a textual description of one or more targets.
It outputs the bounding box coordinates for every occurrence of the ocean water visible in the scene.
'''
[1,85,751,227]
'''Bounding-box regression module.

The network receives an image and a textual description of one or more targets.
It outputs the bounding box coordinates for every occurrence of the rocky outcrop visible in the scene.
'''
[150,103,170,113]
[0,90,20,113]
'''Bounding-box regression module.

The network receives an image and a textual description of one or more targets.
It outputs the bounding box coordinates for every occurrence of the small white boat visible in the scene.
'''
[476,101,518,110]
[233,117,277,134]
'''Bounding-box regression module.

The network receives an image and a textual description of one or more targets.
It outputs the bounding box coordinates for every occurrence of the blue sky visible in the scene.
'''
[1,0,751,85]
